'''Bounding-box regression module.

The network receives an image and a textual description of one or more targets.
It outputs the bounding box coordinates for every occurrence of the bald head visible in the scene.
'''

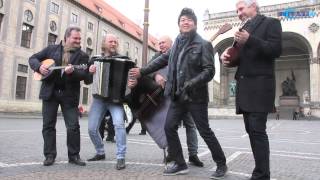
[158,35,172,54]
[101,34,119,56]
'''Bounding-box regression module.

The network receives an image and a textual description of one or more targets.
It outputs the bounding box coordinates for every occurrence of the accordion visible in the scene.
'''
[91,55,135,103]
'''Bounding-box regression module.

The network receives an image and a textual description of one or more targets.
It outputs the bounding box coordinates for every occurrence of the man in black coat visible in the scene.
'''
[29,26,92,166]
[221,1,282,179]
[129,8,227,178]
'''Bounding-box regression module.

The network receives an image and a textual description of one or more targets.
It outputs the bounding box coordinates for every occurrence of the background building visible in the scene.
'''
[0,0,158,112]
[204,0,320,117]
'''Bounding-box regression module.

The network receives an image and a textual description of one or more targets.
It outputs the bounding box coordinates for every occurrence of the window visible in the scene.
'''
[0,14,3,32]
[125,42,129,49]
[87,37,92,46]
[86,48,93,56]
[124,42,130,57]
[71,13,78,23]
[24,10,33,22]
[82,87,88,105]
[50,2,59,14]
[49,21,57,32]
[47,33,57,45]
[16,76,27,99]
[88,22,93,31]
[102,30,107,37]
[21,23,33,48]
[18,64,28,73]
[134,47,139,55]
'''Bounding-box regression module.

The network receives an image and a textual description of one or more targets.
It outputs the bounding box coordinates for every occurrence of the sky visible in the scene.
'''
[104,0,297,82]
[105,0,297,39]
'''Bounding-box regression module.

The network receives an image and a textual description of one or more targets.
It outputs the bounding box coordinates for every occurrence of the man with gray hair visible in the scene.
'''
[29,26,91,166]
[221,0,282,179]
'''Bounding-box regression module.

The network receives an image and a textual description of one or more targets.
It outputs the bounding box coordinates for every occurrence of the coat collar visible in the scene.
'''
[248,14,266,34]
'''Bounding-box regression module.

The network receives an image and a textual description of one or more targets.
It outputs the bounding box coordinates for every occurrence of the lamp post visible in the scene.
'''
[141,0,149,66]
[95,7,103,55]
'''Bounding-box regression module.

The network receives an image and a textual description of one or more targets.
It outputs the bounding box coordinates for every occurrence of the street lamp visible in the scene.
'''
[142,0,149,66]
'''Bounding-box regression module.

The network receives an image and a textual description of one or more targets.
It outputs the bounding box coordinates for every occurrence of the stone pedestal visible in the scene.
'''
[279,96,300,107]
[277,96,300,120]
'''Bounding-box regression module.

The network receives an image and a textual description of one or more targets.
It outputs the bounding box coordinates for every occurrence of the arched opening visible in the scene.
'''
[213,32,312,107]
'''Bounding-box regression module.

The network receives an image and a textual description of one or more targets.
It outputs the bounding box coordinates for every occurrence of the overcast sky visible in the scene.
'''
[104,0,297,82]
[105,0,297,39]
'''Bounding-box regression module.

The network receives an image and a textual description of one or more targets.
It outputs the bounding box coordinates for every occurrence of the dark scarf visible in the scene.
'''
[170,29,196,100]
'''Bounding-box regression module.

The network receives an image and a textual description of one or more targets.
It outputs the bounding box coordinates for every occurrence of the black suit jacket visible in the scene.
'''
[235,15,282,113]
[29,42,92,103]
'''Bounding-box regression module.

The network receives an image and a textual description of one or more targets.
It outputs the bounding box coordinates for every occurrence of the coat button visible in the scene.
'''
[240,75,244,79]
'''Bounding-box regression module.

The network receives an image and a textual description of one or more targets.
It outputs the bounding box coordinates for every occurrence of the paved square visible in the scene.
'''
[0,116,319,180]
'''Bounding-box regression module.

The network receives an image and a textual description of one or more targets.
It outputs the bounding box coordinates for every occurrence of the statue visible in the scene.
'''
[281,70,297,96]
[229,80,236,97]
[303,90,310,104]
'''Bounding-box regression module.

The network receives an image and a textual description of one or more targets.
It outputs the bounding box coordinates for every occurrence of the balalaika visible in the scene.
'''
[91,55,135,103]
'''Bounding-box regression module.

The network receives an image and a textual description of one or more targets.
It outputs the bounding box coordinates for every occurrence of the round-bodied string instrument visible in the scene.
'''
[222,19,250,68]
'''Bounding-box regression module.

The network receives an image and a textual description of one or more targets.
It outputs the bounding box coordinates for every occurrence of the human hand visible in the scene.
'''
[234,29,250,45]
[64,64,74,74]
[89,64,96,74]
[39,64,49,75]
[128,68,141,79]
[127,78,138,88]
[155,74,166,89]
[220,48,231,66]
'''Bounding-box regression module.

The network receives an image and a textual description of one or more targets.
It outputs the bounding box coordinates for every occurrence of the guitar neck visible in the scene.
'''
[49,66,67,70]
[209,33,220,42]
[49,65,83,70]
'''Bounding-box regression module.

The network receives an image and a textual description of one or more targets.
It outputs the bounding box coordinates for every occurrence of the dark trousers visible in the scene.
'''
[243,112,270,180]
[42,90,81,159]
[99,111,115,139]
[126,117,146,133]
[165,101,226,166]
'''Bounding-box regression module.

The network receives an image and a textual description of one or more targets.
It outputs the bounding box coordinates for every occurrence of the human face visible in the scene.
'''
[104,35,118,55]
[236,1,257,21]
[65,30,81,48]
[158,37,172,54]
[179,15,196,34]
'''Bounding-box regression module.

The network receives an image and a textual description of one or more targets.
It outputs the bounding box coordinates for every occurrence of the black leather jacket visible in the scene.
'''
[141,33,215,103]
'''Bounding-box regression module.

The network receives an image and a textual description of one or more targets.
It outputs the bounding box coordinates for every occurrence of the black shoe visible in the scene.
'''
[164,155,173,163]
[126,127,130,134]
[163,163,189,176]
[210,165,228,179]
[139,131,146,135]
[189,155,204,167]
[87,154,105,161]
[43,156,55,166]
[69,156,86,166]
[105,136,115,142]
[115,159,126,170]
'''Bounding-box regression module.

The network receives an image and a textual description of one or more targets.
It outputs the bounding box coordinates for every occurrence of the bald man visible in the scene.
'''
[87,34,127,170]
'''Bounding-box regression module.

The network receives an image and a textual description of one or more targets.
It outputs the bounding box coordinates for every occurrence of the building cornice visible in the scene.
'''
[204,0,320,32]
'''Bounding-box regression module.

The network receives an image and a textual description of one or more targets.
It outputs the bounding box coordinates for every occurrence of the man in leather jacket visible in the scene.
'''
[129,8,227,178]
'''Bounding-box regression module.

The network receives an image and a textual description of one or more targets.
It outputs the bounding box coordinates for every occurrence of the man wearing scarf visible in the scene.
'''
[29,26,92,167]
[129,8,227,178]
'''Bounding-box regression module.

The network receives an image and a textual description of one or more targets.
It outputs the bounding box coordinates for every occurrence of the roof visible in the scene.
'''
[77,0,158,50]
